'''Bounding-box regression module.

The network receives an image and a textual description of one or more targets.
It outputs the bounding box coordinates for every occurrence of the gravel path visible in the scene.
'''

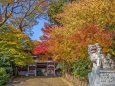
[6,77,69,86]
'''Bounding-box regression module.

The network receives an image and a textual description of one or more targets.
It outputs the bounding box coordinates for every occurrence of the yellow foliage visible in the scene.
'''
[46,25,113,63]
[54,0,115,33]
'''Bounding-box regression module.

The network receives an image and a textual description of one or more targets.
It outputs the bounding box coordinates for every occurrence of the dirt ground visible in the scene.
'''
[6,77,70,86]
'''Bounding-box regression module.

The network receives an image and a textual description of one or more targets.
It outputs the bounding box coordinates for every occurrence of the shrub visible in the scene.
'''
[0,53,13,85]
[0,54,13,74]
[0,68,10,85]
[72,59,91,80]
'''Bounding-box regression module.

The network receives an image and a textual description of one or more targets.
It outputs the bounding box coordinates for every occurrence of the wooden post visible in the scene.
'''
[27,65,36,76]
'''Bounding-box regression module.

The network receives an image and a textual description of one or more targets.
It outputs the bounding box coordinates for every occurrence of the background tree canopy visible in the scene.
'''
[0,0,48,33]
[0,24,34,66]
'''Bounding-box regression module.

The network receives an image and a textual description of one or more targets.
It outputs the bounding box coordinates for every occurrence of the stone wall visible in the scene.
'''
[64,73,88,86]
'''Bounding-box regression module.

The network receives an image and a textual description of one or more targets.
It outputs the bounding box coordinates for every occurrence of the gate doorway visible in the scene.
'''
[36,62,47,76]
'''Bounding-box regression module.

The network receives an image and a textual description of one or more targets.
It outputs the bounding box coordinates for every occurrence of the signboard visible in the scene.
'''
[95,70,115,86]
[99,72,115,83]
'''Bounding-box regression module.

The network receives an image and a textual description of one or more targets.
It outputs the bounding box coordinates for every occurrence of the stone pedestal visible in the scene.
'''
[88,69,115,86]
[88,43,115,86]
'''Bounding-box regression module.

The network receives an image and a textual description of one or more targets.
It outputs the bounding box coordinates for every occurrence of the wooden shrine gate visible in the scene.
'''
[18,61,58,76]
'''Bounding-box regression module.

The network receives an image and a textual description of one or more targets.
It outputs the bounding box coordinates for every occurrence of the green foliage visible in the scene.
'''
[0,24,34,66]
[72,59,91,80]
[47,0,67,24]
[0,52,12,74]
[0,23,35,85]
[109,23,115,31]
[0,68,10,85]
[56,63,66,74]
[0,53,12,85]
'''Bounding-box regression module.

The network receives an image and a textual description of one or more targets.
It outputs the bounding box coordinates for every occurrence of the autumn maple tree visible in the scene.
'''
[32,23,54,60]
[43,24,113,62]
[33,0,115,78]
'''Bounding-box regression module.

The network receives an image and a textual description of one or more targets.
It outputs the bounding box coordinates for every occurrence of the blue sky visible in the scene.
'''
[30,19,48,41]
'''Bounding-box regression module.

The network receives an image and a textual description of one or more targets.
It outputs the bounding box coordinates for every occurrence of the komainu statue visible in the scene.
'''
[88,43,115,86]
[88,43,114,70]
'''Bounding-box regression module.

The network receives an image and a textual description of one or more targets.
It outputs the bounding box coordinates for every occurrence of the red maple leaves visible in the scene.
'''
[32,44,47,54]
[32,23,52,55]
